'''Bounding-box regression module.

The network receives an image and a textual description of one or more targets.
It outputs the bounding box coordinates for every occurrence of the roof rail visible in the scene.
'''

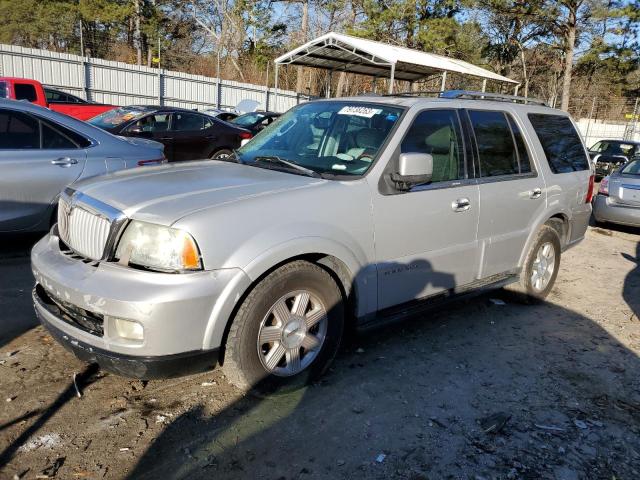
[382,89,547,106]
[441,90,547,106]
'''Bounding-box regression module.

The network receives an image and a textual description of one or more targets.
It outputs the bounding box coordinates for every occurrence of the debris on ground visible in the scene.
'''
[573,419,588,429]
[489,298,506,306]
[39,456,65,478]
[375,453,386,463]
[534,423,565,432]
[18,433,62,453]
[479,412,511,434]
[72,373,82,398]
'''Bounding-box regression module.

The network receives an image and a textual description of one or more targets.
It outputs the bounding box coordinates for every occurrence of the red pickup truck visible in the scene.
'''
[0,77,116,121]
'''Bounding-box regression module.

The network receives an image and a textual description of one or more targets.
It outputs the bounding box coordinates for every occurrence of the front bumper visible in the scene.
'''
[35,294,219,379]
[593,194,640,227]
[31,233,251,376]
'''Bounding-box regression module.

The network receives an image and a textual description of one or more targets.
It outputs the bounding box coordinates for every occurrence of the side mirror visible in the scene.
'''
[391,153,433,191]
[128,126,152,137]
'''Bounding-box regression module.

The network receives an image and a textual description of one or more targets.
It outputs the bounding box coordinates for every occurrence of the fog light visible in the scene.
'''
[113,318,144,341]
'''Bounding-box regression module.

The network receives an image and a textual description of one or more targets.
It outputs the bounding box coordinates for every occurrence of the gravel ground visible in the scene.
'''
[0,225,639,480]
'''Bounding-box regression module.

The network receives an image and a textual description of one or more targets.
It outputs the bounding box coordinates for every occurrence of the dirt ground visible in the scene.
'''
[1,224,639,480]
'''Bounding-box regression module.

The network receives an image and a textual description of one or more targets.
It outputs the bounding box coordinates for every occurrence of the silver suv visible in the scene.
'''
[31,92,594,389]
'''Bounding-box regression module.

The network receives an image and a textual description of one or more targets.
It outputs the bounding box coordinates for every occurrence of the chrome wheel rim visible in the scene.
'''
[531,242,556,291]
[214,152,230,159]
[257,290,328,377]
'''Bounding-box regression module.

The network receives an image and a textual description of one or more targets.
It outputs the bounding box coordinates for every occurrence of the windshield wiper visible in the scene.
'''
[254,156,321,178]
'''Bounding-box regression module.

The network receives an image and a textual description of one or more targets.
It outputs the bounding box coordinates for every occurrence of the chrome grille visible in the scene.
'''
[66,207,111,260]
[57,192,122,262]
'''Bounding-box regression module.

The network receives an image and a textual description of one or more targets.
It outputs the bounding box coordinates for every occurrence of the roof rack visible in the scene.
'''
[383,89,547,106]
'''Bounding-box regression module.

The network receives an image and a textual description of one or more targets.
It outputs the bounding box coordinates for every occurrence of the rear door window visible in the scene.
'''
[468,110,522,177]
[528,114,589,173]
[0,81,7,98]
[0,110,39,149]
[14,83,38,102]
[42,123,77,149]
[172,112,209,131]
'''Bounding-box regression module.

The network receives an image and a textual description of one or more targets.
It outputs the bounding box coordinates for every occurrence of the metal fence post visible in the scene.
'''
[216,78,222,109]
[157,69,163,106]
[82,57,91,102]
[265,87,270,111]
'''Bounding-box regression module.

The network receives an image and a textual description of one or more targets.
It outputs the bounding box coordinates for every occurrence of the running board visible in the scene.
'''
[358,271,520,332]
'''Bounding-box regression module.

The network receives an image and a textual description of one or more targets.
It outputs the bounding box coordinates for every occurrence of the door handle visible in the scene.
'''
[452,197,471,212]
[159,137,172,141]
[50,157,78,167]
[529,188,542,199]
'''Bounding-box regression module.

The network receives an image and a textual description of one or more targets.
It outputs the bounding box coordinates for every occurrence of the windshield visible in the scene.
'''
[236,102,403,176]
[590,141,637,157]
[88,106,152,129]
[232,112,265,126]
[621,159,640,175]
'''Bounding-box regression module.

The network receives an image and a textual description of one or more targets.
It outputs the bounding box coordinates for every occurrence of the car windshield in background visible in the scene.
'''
[621,160,640,175]
[590,141,637,157]
[232,112,265,126]
[236,102,403,177]
[0,81,6,98]
[88,106,152,129]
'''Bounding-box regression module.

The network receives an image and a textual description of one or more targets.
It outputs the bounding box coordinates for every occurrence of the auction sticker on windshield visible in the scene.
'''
[338,106,383,118]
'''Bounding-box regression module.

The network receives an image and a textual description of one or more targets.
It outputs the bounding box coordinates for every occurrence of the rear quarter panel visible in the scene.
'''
[515,107,592,264]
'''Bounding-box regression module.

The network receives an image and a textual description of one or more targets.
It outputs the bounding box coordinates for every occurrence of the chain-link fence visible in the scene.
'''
[571,97,640,148]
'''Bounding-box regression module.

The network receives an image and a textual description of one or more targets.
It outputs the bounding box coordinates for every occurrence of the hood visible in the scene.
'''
[116,135,165,152]
[74,161,325,225]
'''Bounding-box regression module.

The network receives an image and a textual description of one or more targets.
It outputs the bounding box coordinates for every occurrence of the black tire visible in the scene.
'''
[211,149,233,160]
[506,224,561,304]
[223,260,344,393]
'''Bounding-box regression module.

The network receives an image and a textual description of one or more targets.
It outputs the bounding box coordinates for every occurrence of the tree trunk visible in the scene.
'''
[296,0,309,93]
[134,0,142,65]
[560,5,577,111]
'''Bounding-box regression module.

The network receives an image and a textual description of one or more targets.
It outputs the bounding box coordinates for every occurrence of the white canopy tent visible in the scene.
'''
[274,32,520,96]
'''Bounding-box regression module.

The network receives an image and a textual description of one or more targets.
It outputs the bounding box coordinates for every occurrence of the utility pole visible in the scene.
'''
[79,19,84,56]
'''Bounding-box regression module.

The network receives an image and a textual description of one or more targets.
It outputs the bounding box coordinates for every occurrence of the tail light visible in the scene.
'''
[585,174,595,203]
[239,131,253,140]
[598,176,609,196]
[137,158,166,166]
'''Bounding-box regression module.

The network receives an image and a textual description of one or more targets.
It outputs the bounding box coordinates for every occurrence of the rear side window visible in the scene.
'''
[401,109,464,183]
[468,110,520,177]
[173,112,210,131]
[0,110,39,148]
[528,114,589,173]
[0,81,7,98]
[14,83,37,102]
[41,123,83,149]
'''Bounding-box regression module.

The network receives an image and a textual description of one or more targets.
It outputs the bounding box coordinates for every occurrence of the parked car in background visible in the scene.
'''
[589,139,640,179]
[0,99,165,233]
[89,106,252,162]
[32,92,593,389]
[0,77,116,121]
[593,158,640,227]
[230,111,281,135]
[201,108,238,122]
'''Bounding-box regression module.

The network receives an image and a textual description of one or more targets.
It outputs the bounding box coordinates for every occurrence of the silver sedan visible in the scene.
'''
[593,159,640,227]
[0,99,165,233]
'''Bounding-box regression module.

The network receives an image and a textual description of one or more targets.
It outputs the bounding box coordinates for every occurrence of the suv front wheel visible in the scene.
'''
[223,260,344,391]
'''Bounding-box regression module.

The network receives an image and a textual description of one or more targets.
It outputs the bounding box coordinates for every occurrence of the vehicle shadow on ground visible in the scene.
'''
[0,233,43,349]
[126,258,640,479]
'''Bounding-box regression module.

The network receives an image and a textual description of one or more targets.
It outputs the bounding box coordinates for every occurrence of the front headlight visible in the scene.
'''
[115,220,202,272]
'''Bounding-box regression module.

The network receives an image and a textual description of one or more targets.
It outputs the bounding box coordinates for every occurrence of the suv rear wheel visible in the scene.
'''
[508,224,561,303]
[223,260,344,391]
